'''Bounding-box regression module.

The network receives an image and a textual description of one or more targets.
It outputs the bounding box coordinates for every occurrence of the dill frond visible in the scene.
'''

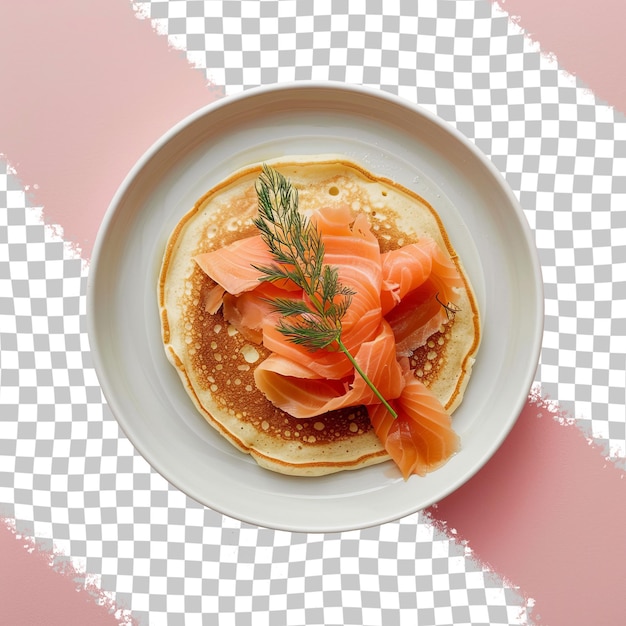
[253,165,397,418]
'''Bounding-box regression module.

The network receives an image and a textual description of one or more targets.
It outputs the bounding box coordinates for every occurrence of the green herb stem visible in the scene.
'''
[336,337,398,419]
[254,164,397,419]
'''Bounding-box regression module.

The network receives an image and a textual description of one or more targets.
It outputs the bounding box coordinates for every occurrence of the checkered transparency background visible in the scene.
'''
[1,0,625,624]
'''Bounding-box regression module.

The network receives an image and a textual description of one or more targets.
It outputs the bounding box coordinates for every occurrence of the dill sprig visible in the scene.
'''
[253,164,397,419]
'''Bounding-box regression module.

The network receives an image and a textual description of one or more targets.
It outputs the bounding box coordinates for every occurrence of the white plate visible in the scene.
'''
[87,82,543,533]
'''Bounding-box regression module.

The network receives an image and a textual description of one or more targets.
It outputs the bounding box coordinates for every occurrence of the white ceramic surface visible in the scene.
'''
[87,82,543,533]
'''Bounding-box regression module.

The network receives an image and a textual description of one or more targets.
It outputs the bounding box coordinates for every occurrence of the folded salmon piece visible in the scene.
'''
[195,235,270,295]
[368,372,460,480]
[380,237,463,313]
[254,320,405,417]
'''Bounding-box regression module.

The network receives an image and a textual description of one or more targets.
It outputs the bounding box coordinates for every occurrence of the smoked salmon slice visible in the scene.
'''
[385,281,446,357]
[221,282,287,344]
[195,235,300,299]
[195,203,464,478]
[254,320,405,417]
[368,373,460,479]
[380,237,463,315]
[195,235,271,295]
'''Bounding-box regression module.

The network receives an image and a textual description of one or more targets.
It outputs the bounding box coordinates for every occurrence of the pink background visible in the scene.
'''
[1,0,625,624]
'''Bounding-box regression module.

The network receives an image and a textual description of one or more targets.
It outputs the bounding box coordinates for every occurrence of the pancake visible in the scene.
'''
[158,156,480,476]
